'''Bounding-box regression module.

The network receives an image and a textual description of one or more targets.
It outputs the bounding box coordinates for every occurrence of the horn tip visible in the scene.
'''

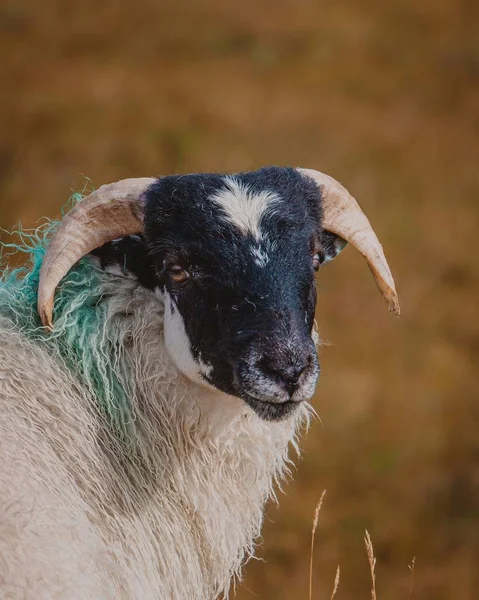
[387,293,401,317]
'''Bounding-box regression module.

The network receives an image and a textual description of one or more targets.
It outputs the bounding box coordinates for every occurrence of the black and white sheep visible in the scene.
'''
[0,166,399,599]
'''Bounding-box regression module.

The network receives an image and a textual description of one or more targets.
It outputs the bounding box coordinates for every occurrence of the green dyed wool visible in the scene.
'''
[0,221,134,429]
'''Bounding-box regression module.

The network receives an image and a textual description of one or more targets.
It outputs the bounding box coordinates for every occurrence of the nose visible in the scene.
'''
[259,353,312,397]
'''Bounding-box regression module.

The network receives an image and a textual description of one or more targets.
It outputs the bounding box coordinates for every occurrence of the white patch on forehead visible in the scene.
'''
[163,291,216,391]
[210,176,280,241]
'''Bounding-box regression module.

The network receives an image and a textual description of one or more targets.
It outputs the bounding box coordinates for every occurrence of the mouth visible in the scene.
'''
[235,359,319,421]
[202,350,319,421]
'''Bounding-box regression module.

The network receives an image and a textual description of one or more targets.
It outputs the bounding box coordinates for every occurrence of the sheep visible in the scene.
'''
[0,166,399,600]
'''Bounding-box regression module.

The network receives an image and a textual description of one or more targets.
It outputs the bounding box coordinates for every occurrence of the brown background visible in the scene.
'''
[1,1,478,598]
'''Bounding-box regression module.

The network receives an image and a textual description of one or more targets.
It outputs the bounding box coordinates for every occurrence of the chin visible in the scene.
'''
[203,372,310,422]
[241,394,303,422]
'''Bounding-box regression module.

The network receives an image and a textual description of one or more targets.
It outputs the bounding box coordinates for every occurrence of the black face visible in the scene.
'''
[93,167,345,421]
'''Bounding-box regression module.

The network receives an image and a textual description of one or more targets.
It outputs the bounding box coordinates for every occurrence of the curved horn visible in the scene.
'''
[297,168,400,316]
[38,177,156,329]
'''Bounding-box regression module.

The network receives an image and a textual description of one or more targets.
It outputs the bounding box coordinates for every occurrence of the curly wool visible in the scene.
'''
[0,223,311,600]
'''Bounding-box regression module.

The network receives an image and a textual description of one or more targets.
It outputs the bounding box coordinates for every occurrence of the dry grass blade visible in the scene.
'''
[408,557,416,600]
[330,565,340,600]
[309,490,327,600]
[364,530,377,600]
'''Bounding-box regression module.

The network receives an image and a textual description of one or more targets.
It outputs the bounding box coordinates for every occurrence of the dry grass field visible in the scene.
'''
[1,1,478,598]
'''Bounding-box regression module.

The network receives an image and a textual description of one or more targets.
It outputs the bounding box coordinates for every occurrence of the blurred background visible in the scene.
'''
[1,0,478,598]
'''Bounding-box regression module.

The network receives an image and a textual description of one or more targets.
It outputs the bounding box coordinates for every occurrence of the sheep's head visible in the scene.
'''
[38,167,399,421]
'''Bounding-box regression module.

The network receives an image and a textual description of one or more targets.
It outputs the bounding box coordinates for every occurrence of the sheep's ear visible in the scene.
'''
[321,230,348,264]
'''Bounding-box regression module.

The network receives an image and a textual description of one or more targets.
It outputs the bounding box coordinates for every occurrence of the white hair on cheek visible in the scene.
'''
[162,289,214,389]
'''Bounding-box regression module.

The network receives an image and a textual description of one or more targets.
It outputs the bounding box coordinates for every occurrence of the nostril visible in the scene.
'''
[287,364,307,384]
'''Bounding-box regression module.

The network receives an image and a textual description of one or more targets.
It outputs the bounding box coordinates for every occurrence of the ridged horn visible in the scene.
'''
[38,177,156,329]
[297,168,400,316]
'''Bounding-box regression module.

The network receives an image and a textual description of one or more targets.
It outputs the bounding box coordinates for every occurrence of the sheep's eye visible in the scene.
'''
[168,265,189,283]
[312,252,323,271]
